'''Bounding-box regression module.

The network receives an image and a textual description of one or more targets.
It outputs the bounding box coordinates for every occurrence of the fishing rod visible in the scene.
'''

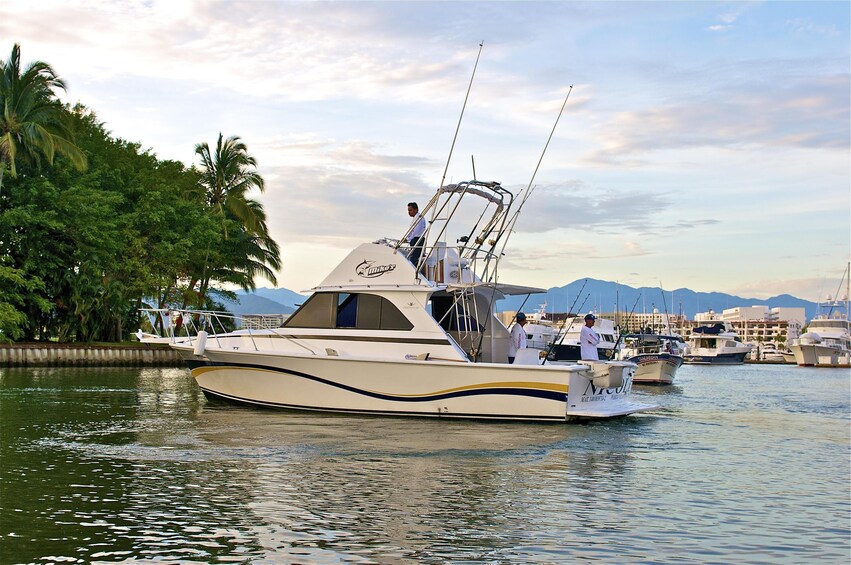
[492,85,574,257]
[541,279,588,364]
[470,283,537,363]
[611,294,642,357]
[547,292,592,360]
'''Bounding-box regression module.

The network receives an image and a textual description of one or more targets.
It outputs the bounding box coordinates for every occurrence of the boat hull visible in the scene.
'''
[683,351,748,365]
[790,344,851,367]
[179,348,654,421]
[627,353,683,384]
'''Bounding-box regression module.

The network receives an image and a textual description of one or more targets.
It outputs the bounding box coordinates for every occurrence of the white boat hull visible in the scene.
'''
[790,344,851,367]
[627,353,683,384]
[179,347,654,421]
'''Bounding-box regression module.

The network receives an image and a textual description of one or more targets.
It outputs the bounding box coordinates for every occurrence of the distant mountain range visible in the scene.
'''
[497,279,821,321]
[221,280,825,321]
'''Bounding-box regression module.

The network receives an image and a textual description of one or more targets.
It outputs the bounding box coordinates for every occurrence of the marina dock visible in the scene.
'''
[0,343,182,367]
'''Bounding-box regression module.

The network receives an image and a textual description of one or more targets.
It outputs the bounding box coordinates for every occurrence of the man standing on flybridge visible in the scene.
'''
[580,313,600,361]
[406,202,427,266]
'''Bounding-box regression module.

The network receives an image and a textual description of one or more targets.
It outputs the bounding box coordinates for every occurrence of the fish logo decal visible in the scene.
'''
[356,260,396,278]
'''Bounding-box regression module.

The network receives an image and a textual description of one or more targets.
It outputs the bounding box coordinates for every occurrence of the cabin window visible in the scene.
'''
[284,292,413,331]
[336,293,357,328]
[283,293,336,328]
[358,293,413,330]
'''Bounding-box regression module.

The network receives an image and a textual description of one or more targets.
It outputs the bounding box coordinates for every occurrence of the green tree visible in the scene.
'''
[0,262,50,341]
[0,43,87,197]
[191,133,279,305]
[195,133,265,236]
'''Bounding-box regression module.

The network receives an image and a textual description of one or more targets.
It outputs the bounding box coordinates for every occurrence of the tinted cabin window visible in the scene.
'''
[378,298,413,330]
[357,294,381,329]
[285,292,413,331]
[285,293,336,328]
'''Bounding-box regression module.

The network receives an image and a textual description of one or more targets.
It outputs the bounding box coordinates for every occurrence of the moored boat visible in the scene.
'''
[789,315,851,367]
[618,333,686,384]
[748,342,787,362]
[789,263,850,367]
[684,323,752,365]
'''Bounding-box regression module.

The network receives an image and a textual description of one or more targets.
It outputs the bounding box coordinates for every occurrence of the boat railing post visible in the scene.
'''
[247,315,260,352]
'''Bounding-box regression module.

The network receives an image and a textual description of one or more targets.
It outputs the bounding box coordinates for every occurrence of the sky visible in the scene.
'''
[2,1,849,302]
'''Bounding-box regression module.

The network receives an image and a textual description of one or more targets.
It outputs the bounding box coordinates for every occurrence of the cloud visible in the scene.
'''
[252,139,436,247]
[583,71,849,166]
[707,4,751,32]
[786,18,840,37]
[509,181,713,237]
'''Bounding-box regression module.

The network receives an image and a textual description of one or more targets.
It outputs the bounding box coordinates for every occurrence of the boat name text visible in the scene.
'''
[580,375,633,403]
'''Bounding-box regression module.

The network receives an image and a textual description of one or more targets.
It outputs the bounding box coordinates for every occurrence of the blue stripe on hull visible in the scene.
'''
[199,388,567,421]
[187,359,568,403]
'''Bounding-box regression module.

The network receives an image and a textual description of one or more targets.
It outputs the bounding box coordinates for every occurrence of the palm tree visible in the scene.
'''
[195,133,265,238]
[0,43,87,195]
[191,133,281,305]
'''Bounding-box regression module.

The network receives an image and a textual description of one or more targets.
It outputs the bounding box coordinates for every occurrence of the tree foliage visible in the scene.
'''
[0,44,282,342]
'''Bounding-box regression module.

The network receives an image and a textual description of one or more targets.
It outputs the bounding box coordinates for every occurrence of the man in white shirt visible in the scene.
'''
[406,202,427,266]
[580,313,600,360]
[508,312,528,364]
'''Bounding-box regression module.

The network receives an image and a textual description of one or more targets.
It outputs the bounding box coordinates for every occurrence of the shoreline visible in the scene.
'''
[0,342,182,367]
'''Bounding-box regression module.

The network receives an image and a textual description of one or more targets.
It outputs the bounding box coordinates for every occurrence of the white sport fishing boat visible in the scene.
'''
[618,333,686,384]
[164,181,655,421]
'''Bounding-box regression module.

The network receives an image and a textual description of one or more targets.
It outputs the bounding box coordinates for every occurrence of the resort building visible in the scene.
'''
[502,305,804,348]
[242,313,289,329]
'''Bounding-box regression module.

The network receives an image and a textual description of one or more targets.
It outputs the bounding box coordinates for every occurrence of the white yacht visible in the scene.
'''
[618,333,686,384]
[684,323,752,365]
[519,304,559,353]
[749,342,786,362]
[790,314,850,367]
[792,313,851,367]
[164,181,655,421]
[790,264,850,367]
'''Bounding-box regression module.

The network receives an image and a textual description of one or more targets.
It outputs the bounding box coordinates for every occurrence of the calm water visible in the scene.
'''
[1,364,849,564]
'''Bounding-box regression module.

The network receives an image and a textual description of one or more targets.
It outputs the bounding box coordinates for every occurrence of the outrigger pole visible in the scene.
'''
[439,41,483,191]
[396,42,484,264]
[493,85,574,257]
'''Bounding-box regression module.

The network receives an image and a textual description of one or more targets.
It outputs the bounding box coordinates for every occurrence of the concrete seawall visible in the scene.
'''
[0,343,183,367]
